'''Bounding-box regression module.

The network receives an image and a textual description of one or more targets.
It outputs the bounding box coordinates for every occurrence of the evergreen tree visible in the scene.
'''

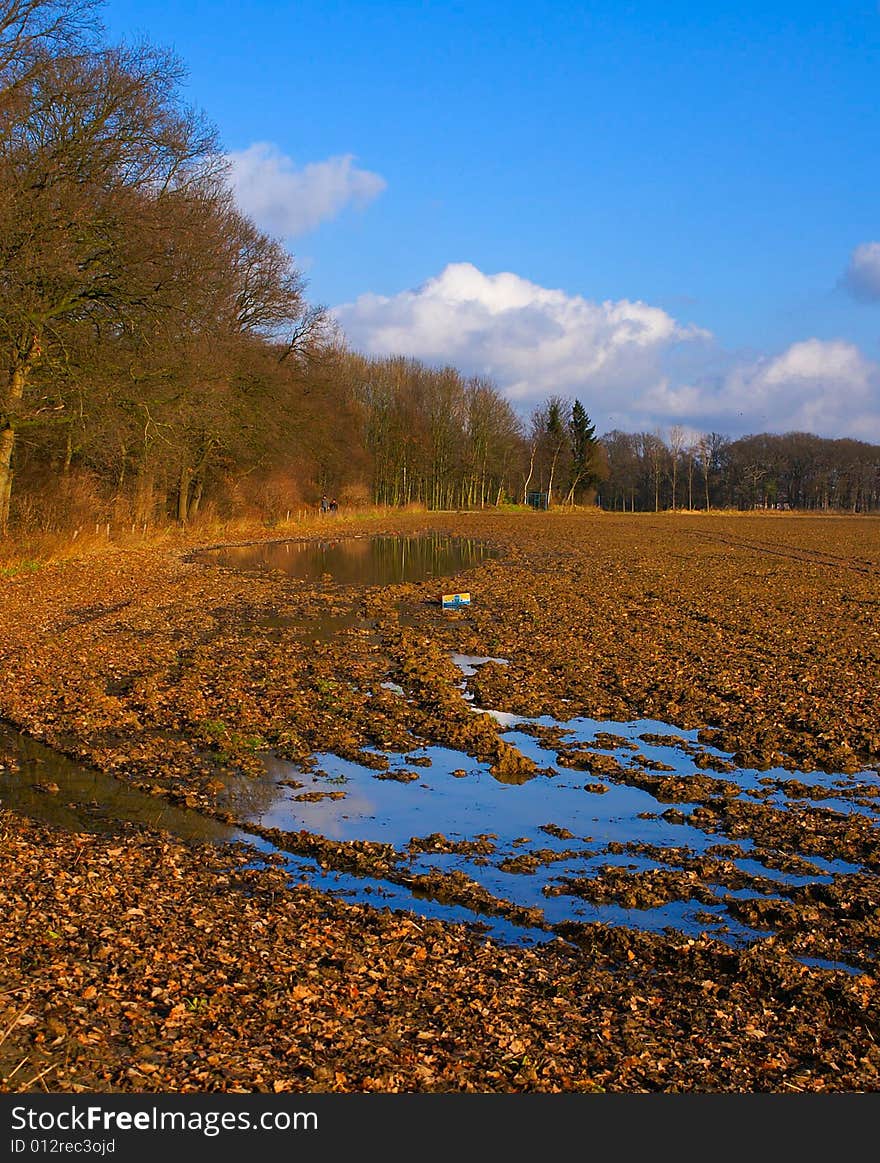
[566,399,598,504]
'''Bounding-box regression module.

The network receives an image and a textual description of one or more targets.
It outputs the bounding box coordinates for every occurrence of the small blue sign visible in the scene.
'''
[442,592,471,610]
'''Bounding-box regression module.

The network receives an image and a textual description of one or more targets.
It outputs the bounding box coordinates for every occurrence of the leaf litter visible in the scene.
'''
[1,510,880,1092]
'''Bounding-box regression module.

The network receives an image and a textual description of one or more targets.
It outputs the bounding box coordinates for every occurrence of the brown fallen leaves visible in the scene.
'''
[1,509,880,1092]
[2,808,880,1094]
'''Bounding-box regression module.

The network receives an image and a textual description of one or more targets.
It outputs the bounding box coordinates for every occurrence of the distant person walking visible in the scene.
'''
[329,498,338,513]
[320,494,329,514]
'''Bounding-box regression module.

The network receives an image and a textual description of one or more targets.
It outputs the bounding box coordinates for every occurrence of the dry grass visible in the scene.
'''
[0,503,423,574]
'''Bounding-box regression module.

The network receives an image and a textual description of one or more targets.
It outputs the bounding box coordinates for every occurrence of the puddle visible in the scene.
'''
[4,652,879,969]
[190,533,499,587]
[0,720,242,845]
[452,654,509,679]
[241,715,878,958]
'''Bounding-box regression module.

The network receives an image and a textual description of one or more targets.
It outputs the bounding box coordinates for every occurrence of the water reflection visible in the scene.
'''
[0,720,241,845]
[192,533,499,587]
[4,666,878,966]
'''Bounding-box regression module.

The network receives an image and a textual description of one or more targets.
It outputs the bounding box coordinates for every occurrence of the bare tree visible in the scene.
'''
[0,40,220,532]
[667,424,686,510]
[640,430,668,512]
[684,439,698,510]
[0,0,100,83]
[695,431,729,511]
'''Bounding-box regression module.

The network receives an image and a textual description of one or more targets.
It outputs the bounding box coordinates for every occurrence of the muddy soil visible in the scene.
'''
[1,510,879,1092]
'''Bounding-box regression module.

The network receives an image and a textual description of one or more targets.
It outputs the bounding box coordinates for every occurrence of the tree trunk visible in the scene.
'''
[189,477,204,518]
[0,354,35,536]
[177,466,191,524]
[522,445,535,504]
[0,424,14,536]
[134,463,155,526]
[547,449,561,508]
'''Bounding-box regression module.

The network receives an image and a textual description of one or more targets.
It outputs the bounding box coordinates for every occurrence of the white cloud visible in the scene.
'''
[664,340,880,442]
[333,263,880,440]
[334,261,710,414]
[761,338,871,387]
[842,241,880,302]
[226,143,386,237]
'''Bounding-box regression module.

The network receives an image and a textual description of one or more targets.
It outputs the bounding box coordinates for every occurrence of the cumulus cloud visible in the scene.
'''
[334,261,710,412]
[333,263,880,440]
[226,143,386,237]
[842,241,880,302]
[649,339,880,442]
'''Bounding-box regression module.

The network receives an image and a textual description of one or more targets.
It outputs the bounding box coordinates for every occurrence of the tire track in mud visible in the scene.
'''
[681,528,880,574]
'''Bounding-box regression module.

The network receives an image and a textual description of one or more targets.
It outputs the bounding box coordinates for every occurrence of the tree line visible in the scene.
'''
[2,0,878,538]
[599,428,880,513]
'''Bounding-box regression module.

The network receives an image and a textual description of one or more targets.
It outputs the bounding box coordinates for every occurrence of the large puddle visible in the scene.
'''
[191,533,499,586]
[5,653,880,968]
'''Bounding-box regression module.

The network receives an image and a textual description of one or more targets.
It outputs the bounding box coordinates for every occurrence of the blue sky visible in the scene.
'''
[100,0,880,440]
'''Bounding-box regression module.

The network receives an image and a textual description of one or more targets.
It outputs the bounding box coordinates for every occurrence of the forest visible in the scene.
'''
[3,0,880,542]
